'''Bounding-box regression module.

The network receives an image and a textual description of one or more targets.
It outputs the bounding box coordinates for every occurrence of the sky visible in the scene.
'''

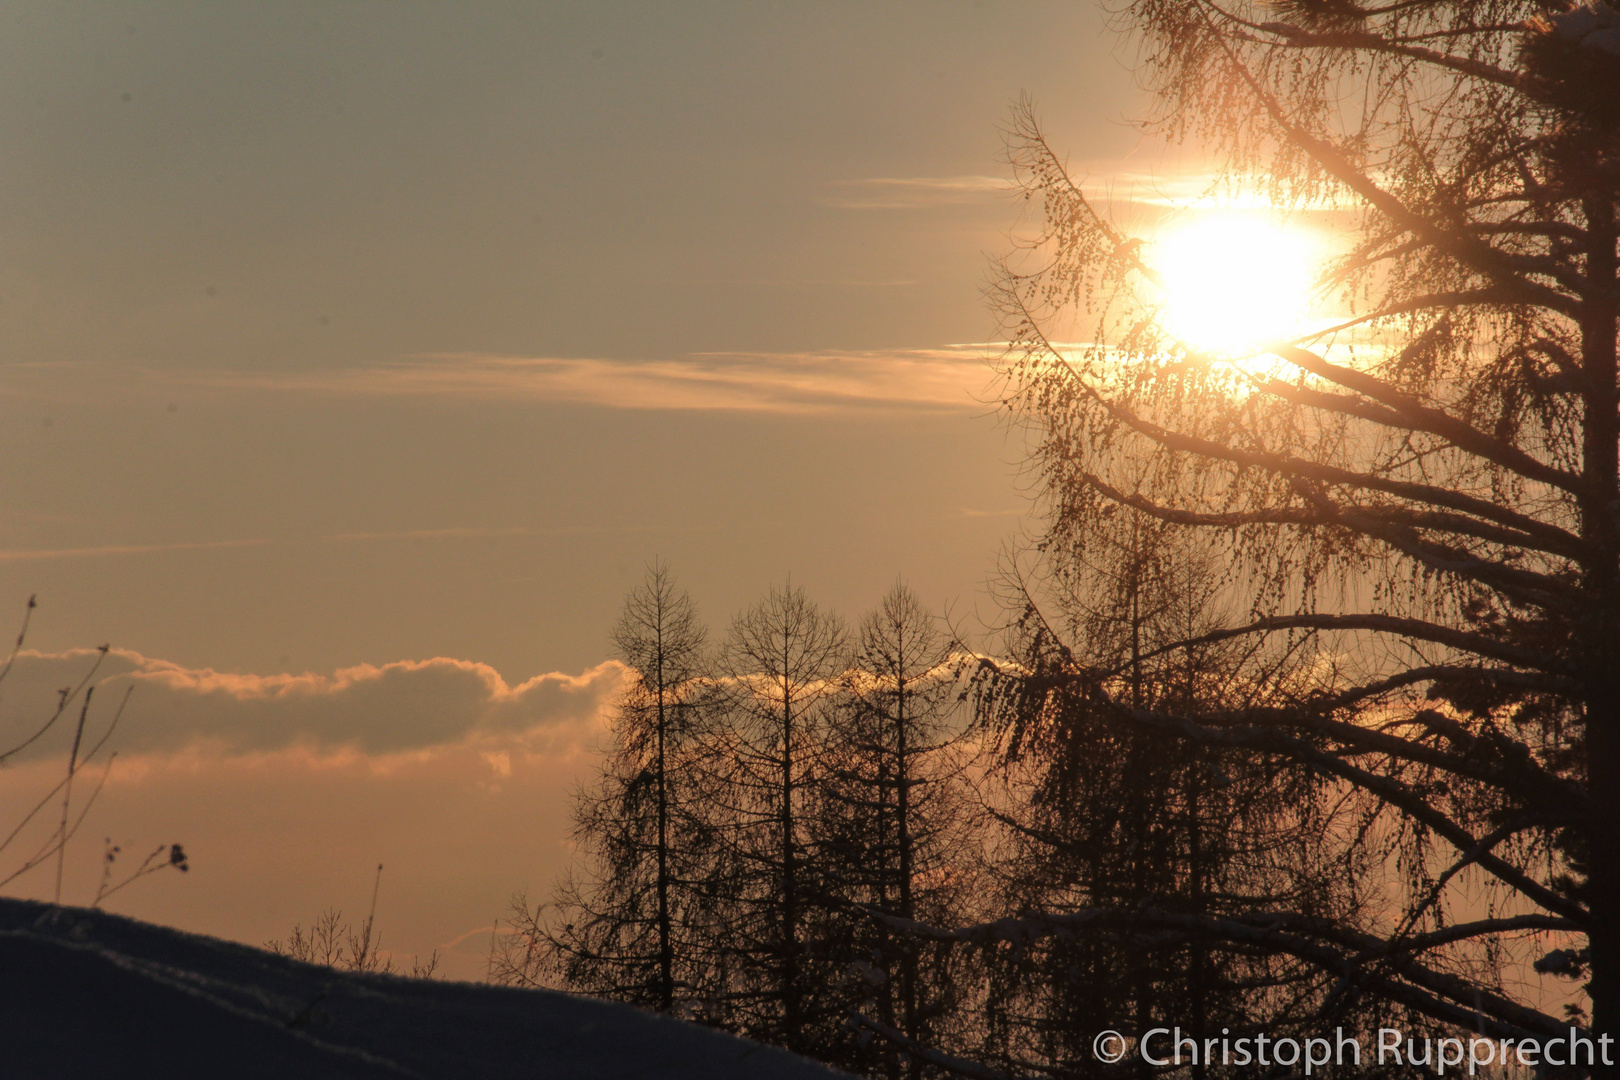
[0,1,1155,979]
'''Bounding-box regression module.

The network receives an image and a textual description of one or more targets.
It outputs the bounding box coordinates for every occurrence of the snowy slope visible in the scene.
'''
[0,897,850,1079]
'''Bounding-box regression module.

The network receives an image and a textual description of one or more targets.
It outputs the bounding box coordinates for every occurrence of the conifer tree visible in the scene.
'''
[496,562,721,1015]
[703,582,848,1054]
[812,583,980,1078]
[975,523,1381,1075]
[960,0,1617,1056]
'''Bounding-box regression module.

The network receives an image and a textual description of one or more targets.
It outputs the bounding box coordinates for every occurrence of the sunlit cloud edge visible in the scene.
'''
[157,349,999,414]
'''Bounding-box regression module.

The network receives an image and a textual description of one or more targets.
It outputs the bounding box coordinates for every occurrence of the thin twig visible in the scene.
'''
[53,687,92,903]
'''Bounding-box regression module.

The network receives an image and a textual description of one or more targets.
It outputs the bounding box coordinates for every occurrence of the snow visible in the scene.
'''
[0,897,850,1079]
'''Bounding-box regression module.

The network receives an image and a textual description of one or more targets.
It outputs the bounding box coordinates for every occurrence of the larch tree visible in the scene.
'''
[975,519,1383,1076]
[496,562,720,1015]
[706,582,849,1054]
[814,582,981,1078]
[957,0,1618,1062]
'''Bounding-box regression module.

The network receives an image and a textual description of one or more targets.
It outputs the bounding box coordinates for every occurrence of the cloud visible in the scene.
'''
[822,175,1010,210]
[821,169,1270,214]
[161,348,996,414]
[0,346,1003,414]
[0,647,627,981]
[1073,170,1227,209]
[0,539,269,563]
[820,169,1311,214]
[1068,166,1356,217]
[0,649,625,760]
[683,277,921,287]
[325,526,541,544]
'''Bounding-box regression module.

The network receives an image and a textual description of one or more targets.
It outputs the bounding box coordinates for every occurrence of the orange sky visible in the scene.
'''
[0,1,1156,979]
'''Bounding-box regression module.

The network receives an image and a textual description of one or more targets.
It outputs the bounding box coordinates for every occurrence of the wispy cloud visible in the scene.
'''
[1071,165,1353,216]
[823,166,1346,222]
[1075,170,1226,208]
[0,539,269,563]
[325,526,540,544]
[0,525,689,566]
[168,348,997,414]
[822,174,1009,210]
[0,345,1004,414]
[683,277,921,287]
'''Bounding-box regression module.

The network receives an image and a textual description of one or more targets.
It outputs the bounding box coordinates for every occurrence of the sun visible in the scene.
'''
[1152,215,1315,356]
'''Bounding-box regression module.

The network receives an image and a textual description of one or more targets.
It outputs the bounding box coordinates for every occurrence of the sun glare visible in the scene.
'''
[1153,215,1315,356]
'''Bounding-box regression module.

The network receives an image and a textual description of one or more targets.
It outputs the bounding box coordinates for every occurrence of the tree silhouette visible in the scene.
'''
[814,583,980,1077]
[496,562,722,1014]
[517,577,990,1078]
[975,520,1389,1075]
[968,0,1616,1060]
[704,582,849,1054]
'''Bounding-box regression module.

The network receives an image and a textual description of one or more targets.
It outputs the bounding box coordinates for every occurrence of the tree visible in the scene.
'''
[975,519,1384,1076]
[965,0,1616,1061]
[515,576,995,1077]
[705,582,848,1053]
[497,562,719,1013]
[814,583,981,1078]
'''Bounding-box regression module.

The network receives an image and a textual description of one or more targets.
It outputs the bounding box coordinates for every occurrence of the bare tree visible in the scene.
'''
[497,562,719,1013]
[706,581,848,1052]
[612,560,712,1012]
[966,0,1619,1061]
[975,522,1387,1076]
[816,583,982,1078]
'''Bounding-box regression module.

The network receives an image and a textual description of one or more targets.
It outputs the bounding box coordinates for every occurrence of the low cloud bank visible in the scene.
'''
[0,649,625,760]
[0,649,625,980]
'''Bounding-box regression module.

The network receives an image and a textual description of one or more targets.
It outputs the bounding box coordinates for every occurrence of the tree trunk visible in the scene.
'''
[781,686,799,1045]
[896,671,920,1080]
[656,646,673,1013]
[1581,191,1620,1079]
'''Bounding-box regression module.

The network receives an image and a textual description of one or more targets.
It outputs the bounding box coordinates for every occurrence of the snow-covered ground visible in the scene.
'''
[0,897,849,1079]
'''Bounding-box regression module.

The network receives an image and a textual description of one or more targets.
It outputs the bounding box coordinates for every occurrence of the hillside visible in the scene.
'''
[0,897,849,1079]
